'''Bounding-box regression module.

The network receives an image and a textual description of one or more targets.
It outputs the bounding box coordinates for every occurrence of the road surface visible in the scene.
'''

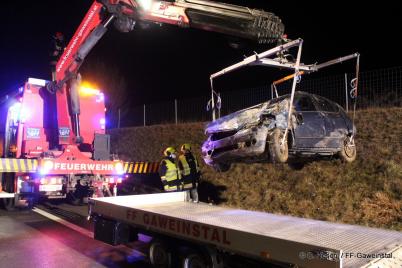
[0,203,151,268]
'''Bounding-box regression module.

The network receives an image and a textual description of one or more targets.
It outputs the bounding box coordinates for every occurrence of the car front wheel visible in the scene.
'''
[339,136,357,163]
[269,128,288,163]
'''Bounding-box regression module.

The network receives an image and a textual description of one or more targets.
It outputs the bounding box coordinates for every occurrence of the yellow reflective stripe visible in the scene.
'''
[138,163,144,173]
[27,159,33,171]
[33,160,38,171]
[12,159,18,171]
[183,183,193,189]
[117,162,162,174]
[179,156,191,176]
[20,159,26,171]
[144,162,148,173]
[5,159,11,171]
[133,163,139,173]
[0,159,3,170]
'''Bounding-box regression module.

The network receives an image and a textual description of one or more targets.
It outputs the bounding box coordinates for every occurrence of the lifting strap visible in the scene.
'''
[351,54,360,130]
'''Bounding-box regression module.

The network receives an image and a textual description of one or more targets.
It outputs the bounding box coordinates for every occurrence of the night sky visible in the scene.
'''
[0,1,400,106]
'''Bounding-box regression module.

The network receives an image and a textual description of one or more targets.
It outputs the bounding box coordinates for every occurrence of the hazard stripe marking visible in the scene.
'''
[121,162,159,174]
[12,159,19,171]
[133,163,139,173]
[139,163,144,173]
[5,159,11,171]
[29,159,34,171]
[20,159,26,171]
[0,158,159,173]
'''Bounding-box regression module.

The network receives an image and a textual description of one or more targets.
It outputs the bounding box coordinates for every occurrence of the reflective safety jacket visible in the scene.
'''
[159,157,181,192]
[178,152,200,190]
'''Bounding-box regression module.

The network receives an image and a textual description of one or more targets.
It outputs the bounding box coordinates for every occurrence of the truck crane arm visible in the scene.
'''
[48,0,284,145]
[51,0,284,90]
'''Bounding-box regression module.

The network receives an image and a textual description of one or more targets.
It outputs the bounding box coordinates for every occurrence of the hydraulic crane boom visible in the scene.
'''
[47,0,284,146]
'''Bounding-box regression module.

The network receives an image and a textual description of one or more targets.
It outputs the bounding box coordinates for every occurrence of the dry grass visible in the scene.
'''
[109,108,402,231]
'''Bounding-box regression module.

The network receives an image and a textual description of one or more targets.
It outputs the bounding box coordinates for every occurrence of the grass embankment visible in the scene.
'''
[109,108,402,231]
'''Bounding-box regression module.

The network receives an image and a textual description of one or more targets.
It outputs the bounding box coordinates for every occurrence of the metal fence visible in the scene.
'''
[125,66,402,127]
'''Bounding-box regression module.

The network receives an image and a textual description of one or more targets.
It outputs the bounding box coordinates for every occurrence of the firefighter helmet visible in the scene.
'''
[181,143,192,152]
[163,147,177,157]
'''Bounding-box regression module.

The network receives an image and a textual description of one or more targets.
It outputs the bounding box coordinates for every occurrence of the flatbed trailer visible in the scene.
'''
[89,192,402,268]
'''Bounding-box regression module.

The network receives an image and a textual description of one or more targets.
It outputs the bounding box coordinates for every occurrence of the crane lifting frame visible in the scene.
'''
[209,38,360,145]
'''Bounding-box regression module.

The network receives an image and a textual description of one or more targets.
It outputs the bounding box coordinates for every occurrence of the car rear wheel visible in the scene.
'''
[339,136,356,163]
[269,128,288,163]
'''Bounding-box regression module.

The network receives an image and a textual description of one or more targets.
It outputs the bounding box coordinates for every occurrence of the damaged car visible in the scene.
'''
[202,92,356,171]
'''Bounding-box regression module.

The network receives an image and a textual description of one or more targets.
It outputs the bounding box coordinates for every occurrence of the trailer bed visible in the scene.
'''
[90,192,402,268]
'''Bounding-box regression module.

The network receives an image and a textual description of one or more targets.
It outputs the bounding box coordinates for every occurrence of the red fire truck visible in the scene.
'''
[0,77,126,208]
[0,0,284,209]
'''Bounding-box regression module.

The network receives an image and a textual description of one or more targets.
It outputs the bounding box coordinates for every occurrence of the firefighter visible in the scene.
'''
[159,147,182,192]
[178,143,200,203]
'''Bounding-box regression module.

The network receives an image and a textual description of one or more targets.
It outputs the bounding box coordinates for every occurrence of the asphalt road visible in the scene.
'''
[0,203,152,268]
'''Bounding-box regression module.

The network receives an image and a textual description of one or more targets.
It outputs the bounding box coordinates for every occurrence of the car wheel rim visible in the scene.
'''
[278,133,287,154]
[344,139,355,157]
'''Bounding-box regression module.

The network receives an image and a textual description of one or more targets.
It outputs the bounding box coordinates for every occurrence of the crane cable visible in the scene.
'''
[350,54,360,133]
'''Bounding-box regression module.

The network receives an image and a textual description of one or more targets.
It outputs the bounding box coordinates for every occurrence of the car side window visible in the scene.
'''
[295,96,316,112]
[314,96,338,113]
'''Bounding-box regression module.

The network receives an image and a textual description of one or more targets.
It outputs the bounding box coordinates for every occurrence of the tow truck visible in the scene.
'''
[89,191,402,268]
[0,0,283,208]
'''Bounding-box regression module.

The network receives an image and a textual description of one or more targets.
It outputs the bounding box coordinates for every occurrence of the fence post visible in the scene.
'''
[143,104,146,126]
[175,99,178,124]
[344,73,349,112]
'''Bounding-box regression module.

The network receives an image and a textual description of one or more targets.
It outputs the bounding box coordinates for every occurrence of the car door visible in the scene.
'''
[293,94,326,148]
[313,95,346,148]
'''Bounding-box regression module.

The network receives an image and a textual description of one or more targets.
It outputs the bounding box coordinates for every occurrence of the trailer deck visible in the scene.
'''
[90,192,402,268]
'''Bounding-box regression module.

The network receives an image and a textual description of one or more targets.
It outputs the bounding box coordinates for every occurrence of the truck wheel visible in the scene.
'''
[339,136,357,163]
[2,173,16,211]
[269,128,288,163]
[149,240,172,268]
[183,253,207,268]
[2,198,15,211]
